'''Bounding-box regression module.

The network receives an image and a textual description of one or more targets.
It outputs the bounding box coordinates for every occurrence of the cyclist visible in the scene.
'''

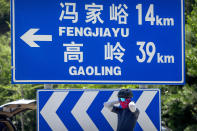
[104,89,140,131]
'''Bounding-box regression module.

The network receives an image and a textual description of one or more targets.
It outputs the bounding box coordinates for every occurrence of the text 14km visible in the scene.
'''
[136,4,174,26]
[136,42,175,64]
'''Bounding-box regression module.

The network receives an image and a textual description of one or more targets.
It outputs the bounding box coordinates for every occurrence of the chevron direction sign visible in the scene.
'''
[37,89,161,131]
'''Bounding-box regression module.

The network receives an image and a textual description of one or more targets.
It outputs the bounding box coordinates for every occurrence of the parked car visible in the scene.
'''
[0,99,36,131]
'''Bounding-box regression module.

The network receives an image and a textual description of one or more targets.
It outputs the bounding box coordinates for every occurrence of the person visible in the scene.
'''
[104,89,140,131]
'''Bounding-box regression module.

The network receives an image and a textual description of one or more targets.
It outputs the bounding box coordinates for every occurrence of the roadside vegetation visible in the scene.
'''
[0,0,197,130]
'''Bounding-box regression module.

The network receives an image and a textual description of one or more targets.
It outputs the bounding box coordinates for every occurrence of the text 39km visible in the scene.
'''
[136,42,174,64]
[12,0,184,84]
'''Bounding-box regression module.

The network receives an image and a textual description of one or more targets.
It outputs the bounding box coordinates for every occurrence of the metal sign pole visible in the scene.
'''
[139,85,148,89]
[44,84,53,89]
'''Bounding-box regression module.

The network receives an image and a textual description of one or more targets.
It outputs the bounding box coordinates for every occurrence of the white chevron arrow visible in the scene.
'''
[136,91,158,131]
[71,91,99,131]
[101,91,118,131]
[20,28,52,47]
[40,92,68,131]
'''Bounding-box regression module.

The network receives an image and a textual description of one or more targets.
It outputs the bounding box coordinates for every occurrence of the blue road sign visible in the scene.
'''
[37,89,161,131]
[11,0,185,84]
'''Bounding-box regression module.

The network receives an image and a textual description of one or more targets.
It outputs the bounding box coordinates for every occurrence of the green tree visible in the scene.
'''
[0,32,11,85]
[0,0,10,34]
[160,1,197,130]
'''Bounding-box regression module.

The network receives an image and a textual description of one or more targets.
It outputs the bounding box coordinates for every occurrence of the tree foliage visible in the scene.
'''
[0,32,11,85]
[160,1,197,130]
[0,0,10,34]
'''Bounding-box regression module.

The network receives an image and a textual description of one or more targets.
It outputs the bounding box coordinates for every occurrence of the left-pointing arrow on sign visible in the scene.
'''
[40,92,68,131]
[20,28,52,47]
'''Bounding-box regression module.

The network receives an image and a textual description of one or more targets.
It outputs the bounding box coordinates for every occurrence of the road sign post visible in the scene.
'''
[11,0,185,84]
[37,89,161,131]
[44,84,53,89]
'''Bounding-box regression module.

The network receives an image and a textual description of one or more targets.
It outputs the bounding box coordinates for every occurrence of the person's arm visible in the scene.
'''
[104,100,119,111]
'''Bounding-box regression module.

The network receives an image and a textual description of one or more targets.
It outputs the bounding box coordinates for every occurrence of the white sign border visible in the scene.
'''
[11,0,185,84]
[37,89,161,131]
